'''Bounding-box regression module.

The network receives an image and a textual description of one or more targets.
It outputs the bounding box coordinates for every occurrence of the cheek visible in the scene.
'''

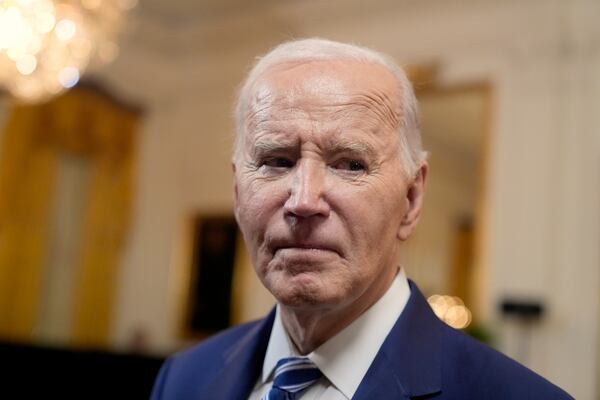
[340,184,405,228]
[236,178,286,237]
[332,183,406,258]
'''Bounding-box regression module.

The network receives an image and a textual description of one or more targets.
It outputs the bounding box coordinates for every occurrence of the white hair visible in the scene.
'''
[234,38,427,177]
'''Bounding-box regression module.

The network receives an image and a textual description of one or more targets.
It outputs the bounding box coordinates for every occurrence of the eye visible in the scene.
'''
[262,157,294,169]
[332,159,366,172]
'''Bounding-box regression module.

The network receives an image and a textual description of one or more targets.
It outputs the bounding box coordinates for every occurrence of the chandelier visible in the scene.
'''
[0,0,136,103]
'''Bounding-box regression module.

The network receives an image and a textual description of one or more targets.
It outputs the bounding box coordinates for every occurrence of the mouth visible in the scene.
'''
[275,247,338,257]
[270,240,341,257]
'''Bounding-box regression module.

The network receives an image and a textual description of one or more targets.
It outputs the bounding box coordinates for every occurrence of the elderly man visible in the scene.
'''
[151,39,571,399]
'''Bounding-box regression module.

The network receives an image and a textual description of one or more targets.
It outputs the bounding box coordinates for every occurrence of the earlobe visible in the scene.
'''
[397,163,428,241]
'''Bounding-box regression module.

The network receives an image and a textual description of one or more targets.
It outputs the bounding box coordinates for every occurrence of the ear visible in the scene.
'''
[397,162,428,241]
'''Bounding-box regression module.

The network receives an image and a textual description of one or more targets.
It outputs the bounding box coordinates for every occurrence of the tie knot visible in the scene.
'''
[272,357,322,395]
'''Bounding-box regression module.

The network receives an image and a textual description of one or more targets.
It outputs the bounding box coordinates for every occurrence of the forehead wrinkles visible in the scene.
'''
[245,71,347,129]
[331,89,400,133]
[246,82,401,136]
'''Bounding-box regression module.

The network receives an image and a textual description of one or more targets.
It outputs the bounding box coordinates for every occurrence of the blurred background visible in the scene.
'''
[0,0,598,398]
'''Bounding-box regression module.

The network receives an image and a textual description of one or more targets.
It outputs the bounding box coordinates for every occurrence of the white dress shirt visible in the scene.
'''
[248,268,411,400]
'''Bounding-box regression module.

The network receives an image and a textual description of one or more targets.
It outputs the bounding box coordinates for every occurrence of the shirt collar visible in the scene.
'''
[261,268,411,399]
[261,304,298,382]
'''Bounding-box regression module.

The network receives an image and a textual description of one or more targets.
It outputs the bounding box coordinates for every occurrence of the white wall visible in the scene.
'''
[91,0,599,397]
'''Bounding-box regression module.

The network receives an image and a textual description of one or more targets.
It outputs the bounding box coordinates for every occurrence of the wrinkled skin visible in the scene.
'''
[233,60,427,353]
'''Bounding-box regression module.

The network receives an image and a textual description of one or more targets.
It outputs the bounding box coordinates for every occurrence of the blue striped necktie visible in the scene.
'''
[263,357,323,400]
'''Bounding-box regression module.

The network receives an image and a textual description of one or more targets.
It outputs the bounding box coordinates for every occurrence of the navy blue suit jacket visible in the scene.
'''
[151,281,572,399]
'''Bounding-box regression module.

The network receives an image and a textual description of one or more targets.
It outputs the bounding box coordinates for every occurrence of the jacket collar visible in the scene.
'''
[353,280,443,399]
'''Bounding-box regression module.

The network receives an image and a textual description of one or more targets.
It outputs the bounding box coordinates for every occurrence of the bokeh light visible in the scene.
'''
[428,294,472,329]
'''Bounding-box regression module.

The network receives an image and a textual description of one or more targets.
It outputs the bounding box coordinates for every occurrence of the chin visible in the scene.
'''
[269,275,346,309]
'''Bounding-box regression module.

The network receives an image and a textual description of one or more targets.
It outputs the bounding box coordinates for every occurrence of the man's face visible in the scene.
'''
[234,60,425,314]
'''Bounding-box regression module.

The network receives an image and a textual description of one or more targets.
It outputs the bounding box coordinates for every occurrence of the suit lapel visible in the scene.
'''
[351,350,407,399]
[353,281,443,399]
[200,309,276,400]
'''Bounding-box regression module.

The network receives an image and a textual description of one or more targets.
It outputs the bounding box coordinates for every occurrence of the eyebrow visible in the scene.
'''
[251,138,297,158]
[327,139,377,159]
[250,137,377,159]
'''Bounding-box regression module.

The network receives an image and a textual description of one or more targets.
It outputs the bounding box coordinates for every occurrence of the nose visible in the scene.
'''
[283,159,330,219]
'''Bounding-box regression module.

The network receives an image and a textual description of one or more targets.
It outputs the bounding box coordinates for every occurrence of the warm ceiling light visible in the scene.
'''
[0,0,136,103]
[55,18,76,41]
[16,54,37,75]
[58,66,79,88]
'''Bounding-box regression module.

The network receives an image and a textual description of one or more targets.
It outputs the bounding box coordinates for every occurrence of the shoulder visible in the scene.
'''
[150,319,265,400]
[440,325,573,399]
[397,281,572,399]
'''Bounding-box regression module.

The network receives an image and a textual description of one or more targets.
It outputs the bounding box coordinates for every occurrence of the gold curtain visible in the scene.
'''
[0,86,139,346]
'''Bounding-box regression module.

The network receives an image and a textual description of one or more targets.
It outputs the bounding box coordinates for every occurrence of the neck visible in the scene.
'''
[279,267,398,354]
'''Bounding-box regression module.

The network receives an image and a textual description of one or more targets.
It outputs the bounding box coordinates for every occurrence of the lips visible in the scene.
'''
[269,238,341,256]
